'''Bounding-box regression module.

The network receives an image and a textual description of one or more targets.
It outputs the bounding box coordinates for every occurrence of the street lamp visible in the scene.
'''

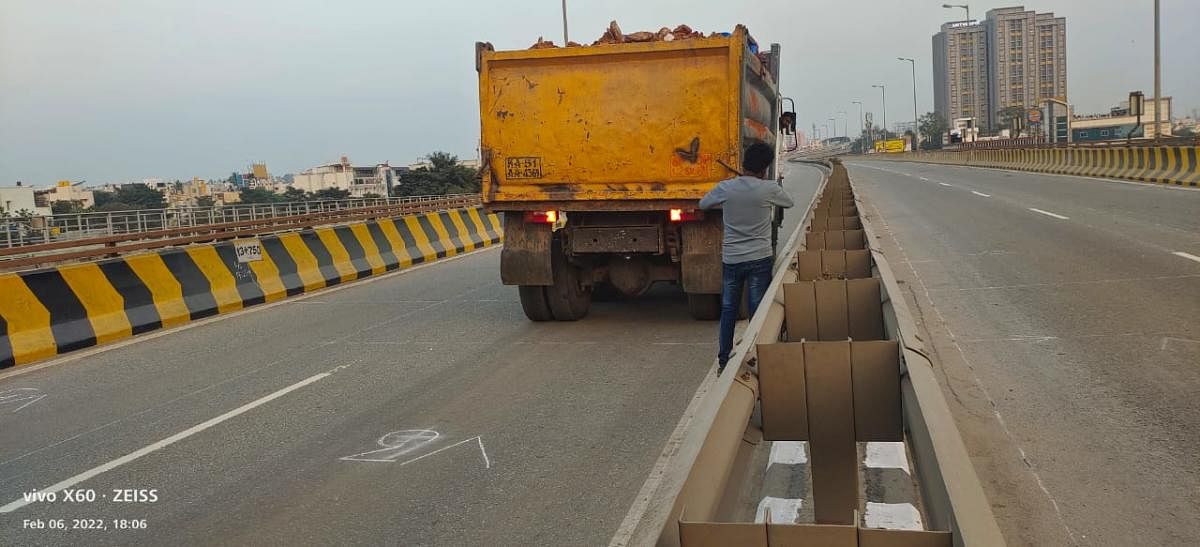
[872,84,887,140]
[828,118,837,138]
[851,100,864,149]
[1153,0,1161,142]
[838,111,847,140]
[942,3,969,22]
[898,57,919,152]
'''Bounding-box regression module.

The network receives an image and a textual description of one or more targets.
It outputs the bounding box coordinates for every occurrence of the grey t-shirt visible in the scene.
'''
[698,175,794,264]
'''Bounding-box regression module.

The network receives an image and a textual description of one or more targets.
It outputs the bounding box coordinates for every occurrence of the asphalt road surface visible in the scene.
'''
[0,165,822,546]
[847,160,1200,546]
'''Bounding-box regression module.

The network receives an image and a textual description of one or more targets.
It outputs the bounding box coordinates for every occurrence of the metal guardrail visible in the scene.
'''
[0,194,482,270]
[0,194,478,249]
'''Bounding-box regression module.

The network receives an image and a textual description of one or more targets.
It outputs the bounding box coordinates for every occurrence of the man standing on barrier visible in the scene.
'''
[699,142,794,371]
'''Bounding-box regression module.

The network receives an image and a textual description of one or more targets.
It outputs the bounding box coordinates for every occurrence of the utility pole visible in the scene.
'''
[1153,0,1161,142]
[561,0,569,44]
[852,100,864,150]
[873,84,887,140]
[898,57,919,152]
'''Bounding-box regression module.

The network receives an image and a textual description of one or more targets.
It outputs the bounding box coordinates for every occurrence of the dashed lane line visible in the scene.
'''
[1028,208,1070,220]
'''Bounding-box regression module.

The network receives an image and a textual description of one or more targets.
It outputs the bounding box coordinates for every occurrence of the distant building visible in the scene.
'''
[984,7,1067,130]
[1,184,52,216]
[933,21,989,132]
[1071,96,1172,142]
[933,6,1067,132]
[292,156,409,197]
[36,181,96,209]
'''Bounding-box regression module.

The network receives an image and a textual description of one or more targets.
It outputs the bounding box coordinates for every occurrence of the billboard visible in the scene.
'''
[873,139,906,153]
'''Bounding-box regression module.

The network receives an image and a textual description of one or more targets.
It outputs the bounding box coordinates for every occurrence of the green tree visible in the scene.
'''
[996,106,1027,133]
[1175,126,1195,137]
[195,196,216,207]
[312,187,351,200]
[238,188,284,204]
[393,152,481,197]
[51,200,86,214]
[106,184,167,209]
[281,187,309,202]
[361,192,383,199]
[918,112,948,149]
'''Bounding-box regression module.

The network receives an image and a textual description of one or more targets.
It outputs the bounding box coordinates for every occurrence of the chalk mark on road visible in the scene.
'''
[0,388,46,413]
[341,431,491,469]
[340,429,440,462]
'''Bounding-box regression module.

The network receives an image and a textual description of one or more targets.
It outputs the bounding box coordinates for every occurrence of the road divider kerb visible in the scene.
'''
[865,145,1200,187]
[0,206,503,369]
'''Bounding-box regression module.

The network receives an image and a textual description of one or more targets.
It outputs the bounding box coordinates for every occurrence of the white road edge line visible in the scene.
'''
[1028,207,1070,220]
[1173,251,1200,264]
[938,182,953,187]
[971,191,992,197]
[0,372,329,514]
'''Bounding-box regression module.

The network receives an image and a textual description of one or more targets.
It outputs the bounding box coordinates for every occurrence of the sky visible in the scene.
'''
[1,0,1196,185]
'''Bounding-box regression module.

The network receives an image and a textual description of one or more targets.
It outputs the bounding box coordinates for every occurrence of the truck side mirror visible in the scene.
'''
[779,112,796,135]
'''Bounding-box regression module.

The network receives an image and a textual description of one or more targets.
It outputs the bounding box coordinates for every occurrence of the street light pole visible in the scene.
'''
[873,84,887,140]
[838,111,847,140]
[852,100,864,149]
[561,0,569,44]
[942,3,970,22]
[828,118,837,138]
[1153,0,1161,142]
[898,57,919,152]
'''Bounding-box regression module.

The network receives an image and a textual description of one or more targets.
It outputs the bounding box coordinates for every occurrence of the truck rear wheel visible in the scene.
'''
[518,286,555,321]
[687,293,721,321]
[545,243,591,321]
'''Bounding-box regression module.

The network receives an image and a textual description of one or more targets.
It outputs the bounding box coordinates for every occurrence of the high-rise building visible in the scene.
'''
[984,7,1066,129]
[932,21,989,132]
[932,6,1066,133]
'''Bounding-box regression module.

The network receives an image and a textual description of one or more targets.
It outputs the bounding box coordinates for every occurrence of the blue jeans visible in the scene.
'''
[718,256,773,366]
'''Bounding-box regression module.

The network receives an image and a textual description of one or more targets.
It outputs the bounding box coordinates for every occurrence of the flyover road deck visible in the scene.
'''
[847,160,1200,547]
[0,165,822,546]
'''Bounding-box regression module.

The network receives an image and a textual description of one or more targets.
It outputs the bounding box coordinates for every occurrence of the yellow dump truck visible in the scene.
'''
[476,26,789,320]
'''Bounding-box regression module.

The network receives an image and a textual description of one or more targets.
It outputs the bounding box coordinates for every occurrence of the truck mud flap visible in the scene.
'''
[500,214,552,286]
[681,215,723,294]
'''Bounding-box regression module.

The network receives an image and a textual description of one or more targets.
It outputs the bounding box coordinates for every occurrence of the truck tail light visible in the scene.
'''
[669,209,702,222]
[524,210,558,224]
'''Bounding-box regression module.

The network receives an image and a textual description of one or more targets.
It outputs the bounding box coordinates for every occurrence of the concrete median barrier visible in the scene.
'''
[0,206,502,369]
[871,145,1200,187]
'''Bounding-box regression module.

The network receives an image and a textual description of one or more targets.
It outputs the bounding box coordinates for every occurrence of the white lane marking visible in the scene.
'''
[768,441,807,465]
[755,496,803,523]
[1161,337,1200,350]
[1172,251,1200,264]
[0,388,46,413]
[919,177,930,181]
[864,442,910,474]
[864,502,923,530]
[938,182,953,187]
[0,372,329,514]
[1028,208,1070,220]
[971,191,992,197]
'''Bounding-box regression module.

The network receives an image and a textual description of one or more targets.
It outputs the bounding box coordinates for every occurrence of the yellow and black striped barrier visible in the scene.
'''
[874,145,1200,187]
[0,206,502,368]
